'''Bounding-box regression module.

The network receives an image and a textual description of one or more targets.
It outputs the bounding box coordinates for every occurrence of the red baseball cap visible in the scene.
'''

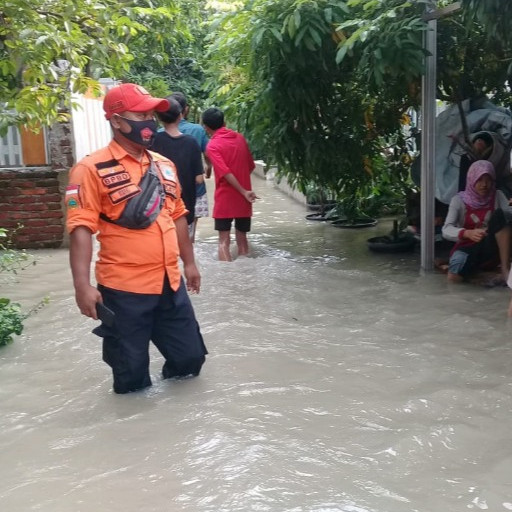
[103,83,169,120]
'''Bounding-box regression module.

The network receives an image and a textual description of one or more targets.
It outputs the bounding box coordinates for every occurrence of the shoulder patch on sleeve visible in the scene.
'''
[65,184,81,209]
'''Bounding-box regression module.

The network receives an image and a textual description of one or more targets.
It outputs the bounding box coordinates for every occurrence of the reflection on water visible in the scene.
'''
[1,176,512,512]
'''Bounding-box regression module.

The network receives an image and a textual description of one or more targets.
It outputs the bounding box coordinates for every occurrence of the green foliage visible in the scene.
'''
[0,298,24,347]
[437,6,512,104]
[205,0,417,218]
[125,0,210,111]
[0,0,182,131]
[0,228,27,346]
[204,0,512,218]
[0,227,46,347]
[335,0,427,88]
[0,226,33,275]
[461,0,512,47]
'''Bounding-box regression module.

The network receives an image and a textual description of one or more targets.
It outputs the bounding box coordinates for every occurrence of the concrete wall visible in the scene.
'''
[253,160,307,206]
[48,118,75,248]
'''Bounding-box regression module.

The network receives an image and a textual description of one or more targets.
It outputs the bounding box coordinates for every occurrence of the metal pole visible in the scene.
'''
[420,1,437,271]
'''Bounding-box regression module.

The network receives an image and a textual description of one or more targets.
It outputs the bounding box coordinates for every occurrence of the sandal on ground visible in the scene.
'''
[483,276,508,288]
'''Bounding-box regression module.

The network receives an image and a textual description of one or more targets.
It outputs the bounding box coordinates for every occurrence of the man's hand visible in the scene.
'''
[222,173,259,203]
[75,285,103,319]
[243,190,260,203]
[184,262,201,294]
[464,228,487,243]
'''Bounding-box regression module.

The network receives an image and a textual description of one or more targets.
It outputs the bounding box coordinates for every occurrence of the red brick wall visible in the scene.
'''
[0,118,74,249]
[0,168,64,249]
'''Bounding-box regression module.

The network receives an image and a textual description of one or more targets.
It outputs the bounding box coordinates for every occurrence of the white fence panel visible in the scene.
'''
[0,125,23,167]
[71,94,112,162]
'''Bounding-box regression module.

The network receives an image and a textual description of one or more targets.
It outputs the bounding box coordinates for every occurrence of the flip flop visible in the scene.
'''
[483,276,508,288]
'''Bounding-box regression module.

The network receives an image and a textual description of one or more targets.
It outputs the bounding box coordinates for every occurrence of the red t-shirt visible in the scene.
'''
[206,127,255,218]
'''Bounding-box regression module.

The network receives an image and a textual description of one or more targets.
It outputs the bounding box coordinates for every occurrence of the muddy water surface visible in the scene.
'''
[1,175,512,512]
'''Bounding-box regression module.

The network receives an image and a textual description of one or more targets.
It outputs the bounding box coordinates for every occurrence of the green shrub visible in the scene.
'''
[0,227,32,274]
[0,298,25,346]
[0,227,40,347]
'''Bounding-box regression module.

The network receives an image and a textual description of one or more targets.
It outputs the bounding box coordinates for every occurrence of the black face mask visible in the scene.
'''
[117,116,158,147]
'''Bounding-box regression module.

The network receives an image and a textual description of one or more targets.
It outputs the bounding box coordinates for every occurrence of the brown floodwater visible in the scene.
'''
[1,175,512,512]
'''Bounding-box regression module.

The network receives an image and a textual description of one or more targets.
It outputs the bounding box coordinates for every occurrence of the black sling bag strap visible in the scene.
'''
[99,156,166,230]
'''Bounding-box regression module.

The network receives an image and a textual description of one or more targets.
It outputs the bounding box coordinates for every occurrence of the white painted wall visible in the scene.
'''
[71,93,112,163]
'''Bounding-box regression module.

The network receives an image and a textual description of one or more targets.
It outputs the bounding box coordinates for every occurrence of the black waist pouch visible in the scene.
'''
[101,159,165,229]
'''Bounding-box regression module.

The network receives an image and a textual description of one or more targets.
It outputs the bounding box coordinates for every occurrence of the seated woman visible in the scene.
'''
[442,160,512,284]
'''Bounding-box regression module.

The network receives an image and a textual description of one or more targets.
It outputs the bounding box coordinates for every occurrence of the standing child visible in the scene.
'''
[201,107,258,261]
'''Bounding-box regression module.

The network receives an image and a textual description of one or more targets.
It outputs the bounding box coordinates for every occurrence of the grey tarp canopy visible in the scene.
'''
[412,98,512,204]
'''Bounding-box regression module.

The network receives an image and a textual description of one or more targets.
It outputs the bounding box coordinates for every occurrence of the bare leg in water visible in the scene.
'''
[218,230,232,261]
[235,229,249,257]
[495,225,511,281]
[447,271,464,283]
[448,225,511,284]
[190,218,198,244]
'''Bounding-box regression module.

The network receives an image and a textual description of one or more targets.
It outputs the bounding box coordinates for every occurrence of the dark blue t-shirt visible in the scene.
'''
[178,119,209,152]
[152,132,203,224]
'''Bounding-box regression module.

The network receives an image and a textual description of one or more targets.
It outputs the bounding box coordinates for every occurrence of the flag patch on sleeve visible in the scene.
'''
[65,184,81,209]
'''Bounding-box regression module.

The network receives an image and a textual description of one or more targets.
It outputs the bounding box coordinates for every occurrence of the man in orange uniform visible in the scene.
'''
[66,83,207,394]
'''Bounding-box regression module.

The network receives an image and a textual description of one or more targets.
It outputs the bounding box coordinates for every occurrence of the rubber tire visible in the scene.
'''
[367,235,416,253]
[331,218,378,229]
[306,213,341,222]
[306,201,338,212]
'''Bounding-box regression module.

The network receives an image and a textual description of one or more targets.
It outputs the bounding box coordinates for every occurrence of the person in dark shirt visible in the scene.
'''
[171,92,212,242]
[152,98,204,234]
